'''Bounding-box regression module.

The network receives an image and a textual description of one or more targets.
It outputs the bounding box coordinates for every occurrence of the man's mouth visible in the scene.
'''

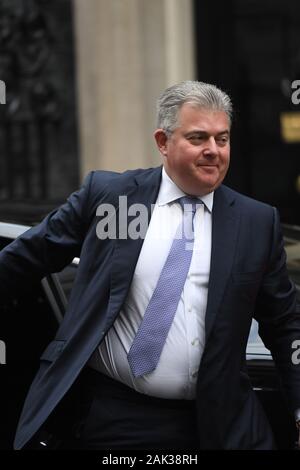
[196,163,217,167]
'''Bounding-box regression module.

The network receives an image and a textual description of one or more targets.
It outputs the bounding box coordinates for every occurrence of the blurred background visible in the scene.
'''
[0,0,300,450]
[0,0,299,225]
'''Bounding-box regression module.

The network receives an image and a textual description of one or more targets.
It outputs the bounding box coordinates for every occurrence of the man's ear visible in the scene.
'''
[154,129,168,156]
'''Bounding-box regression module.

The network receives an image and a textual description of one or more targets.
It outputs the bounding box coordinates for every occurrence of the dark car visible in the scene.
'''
[245,224,300,449]
[0,222,68,449]
[0,221,299,450]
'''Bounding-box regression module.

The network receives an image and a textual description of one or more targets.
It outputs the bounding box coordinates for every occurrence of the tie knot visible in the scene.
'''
[178,196,200,215]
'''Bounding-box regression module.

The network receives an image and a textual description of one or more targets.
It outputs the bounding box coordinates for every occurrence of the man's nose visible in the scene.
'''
[203,137,218,156]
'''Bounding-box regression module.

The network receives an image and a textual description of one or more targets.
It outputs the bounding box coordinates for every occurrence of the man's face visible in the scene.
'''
[154,103,231,196]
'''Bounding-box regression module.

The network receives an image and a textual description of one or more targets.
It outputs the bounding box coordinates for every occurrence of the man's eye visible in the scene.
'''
[217,136,229,145]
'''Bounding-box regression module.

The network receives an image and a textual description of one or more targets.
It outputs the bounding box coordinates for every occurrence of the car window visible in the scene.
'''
[55,260,79,301]
[247,319,271,358]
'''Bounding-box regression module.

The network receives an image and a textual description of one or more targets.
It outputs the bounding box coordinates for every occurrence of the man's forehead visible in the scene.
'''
[177,104,230,129]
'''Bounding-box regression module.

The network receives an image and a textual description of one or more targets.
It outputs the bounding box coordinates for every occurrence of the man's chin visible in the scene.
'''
[183,181,217,197]
[192,176,221,195]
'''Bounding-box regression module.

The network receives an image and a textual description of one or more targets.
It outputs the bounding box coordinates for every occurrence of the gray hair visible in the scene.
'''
[156,80,233,133]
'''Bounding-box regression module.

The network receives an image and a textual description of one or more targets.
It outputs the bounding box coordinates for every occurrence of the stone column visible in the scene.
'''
[74,0,195,178]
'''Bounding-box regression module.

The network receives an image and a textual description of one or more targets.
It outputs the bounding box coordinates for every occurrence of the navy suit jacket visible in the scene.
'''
[0,166,299,449]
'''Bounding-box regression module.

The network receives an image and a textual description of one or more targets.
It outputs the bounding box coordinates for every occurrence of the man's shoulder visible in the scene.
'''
[91,167,160,180]
[87,167,161,188]
[220,184,275,214]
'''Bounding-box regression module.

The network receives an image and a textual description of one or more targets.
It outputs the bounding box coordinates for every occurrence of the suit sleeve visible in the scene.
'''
[254,207,300,412]
[0,171,94,298]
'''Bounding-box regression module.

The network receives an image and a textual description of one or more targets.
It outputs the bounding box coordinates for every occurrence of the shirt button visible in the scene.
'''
[191,371,198,379]
[188,306,192,313]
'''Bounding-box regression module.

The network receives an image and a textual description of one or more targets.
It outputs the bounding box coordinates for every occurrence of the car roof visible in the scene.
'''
[0,222,31,239]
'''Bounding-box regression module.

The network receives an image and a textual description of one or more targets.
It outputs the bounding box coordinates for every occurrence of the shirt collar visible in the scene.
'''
[157,167,214,213]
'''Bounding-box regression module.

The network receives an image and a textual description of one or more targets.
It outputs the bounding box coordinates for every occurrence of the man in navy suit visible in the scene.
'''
[0,81,300,450]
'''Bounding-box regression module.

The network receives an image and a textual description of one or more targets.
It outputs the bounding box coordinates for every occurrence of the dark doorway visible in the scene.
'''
[194,0,300,224]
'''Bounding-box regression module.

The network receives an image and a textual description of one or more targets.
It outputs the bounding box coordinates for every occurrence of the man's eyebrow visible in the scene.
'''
[217,130,230,135]
[185,129,230,136]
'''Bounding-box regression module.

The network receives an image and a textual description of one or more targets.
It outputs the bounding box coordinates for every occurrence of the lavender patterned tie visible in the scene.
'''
[127,196,200,377]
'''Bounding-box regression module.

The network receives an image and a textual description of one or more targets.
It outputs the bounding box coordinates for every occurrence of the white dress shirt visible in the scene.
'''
[88,167,213,399]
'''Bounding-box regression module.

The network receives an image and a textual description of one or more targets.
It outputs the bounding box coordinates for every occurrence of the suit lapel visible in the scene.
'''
[205,186,240,341]
[107,167,162,322]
